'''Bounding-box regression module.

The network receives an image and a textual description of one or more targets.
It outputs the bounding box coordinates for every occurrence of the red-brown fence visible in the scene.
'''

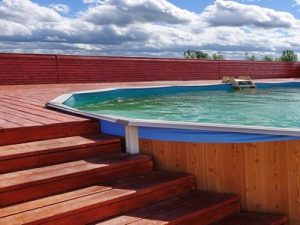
[0,53,299,85]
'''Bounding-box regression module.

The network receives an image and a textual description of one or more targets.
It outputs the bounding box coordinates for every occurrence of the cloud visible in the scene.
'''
[293,0,300,6]
[0,0,298,59]
[49,4,70,14]
[80,0,198,26]
[0,0,62,23]
[82,0,104,3]
[0,20,32,36]
[202,0,296,28]
[0,0,148,45]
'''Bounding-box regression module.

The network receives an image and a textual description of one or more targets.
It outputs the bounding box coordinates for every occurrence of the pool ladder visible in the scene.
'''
[222,76,256,90]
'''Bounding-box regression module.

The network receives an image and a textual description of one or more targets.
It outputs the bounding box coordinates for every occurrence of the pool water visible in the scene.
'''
[74,88,300,129]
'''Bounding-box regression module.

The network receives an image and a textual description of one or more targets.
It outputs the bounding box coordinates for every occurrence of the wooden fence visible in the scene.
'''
[0,53,299,85]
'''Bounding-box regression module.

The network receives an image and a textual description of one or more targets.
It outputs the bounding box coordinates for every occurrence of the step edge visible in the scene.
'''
[0,155,152,192]
[0,137,121,161]
[0,173,195,224]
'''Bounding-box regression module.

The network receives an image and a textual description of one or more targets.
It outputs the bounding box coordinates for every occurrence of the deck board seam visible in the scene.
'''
[0,108,47,126]
[0,98,77,122]
[0,103,61,124]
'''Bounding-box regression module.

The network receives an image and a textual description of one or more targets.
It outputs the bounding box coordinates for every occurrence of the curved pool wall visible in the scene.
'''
[48,81,300,146]
[99,120,300,143]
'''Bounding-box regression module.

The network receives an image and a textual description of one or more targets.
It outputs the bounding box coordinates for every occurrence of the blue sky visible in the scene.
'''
[0,0,299,59]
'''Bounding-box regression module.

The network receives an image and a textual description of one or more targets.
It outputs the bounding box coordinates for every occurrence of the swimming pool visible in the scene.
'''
[47,81,300,223]
[48,81,300,153]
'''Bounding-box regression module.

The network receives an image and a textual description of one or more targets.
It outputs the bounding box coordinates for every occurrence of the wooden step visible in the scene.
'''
[209,212,288,225]
[0,153,153,207]
[96,191,240,225]
[0,120,99,146]
[0,171,196,225]
[0,134,121,173]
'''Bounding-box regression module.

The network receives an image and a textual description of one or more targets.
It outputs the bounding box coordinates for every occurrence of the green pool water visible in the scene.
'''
[74,88,300,129]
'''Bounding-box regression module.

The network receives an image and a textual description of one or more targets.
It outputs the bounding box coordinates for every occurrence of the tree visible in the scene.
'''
[262,55,274,61]
[244,52,258,61]
[212,52,225,60]
[279,50,298,62]
[184,50,210,59]
[184,50,194,59]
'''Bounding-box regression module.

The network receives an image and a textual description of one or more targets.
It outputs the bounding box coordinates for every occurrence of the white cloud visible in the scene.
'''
[80,0,198,26]
[293,0,300,6]
[0,20,32,36]
[0,0,298,59]
[49,4,70,14]
[201,0,296,28]
[82,0,104,3]
[0,0,62,23]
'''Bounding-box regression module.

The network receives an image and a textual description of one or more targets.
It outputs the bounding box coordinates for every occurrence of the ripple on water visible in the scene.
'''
[76,88,300,129]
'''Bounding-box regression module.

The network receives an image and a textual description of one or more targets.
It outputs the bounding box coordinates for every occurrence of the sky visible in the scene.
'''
[0,0,299,59]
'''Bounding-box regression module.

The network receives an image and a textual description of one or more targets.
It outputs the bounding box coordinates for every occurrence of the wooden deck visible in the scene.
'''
[0,83,100,129]
[0,83,121,145]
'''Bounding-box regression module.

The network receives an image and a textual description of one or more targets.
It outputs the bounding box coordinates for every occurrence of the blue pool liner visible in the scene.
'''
[100,120,300,143]
[65,82,300,107]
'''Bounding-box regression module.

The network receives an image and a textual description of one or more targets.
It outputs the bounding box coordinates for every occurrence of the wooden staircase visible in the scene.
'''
[0,120,288,225]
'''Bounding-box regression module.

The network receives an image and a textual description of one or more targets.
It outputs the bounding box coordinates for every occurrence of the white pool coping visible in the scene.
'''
[47,81,300,138]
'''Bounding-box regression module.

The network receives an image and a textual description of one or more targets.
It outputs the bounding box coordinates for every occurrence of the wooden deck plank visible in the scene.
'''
[128,194,240,225]
[0,134,121,173]
[0,172,164,218]
[0,134,119,160]
[209,213,288,225]
[0,105,59,125]
[0,102,66,124]
[0,83,123,133]
[0,154,151,191]
[1,95,86,121]
[0,111,42,127]
[2,94,46,106]
[209,213,256,225]
[0,106,48,125]
[0,153,153,207]
[0,119,20,129]
[0,120,99,146]
[242,214,288,225]
[0,172,194,225]
[95,191,216,225]
[0,97,83,122]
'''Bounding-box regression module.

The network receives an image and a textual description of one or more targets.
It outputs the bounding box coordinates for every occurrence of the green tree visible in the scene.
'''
[184,50,194,59]
[279,50,298,62]
[244,52,258,61]
[212,52,224,60]
[262,55,274,61]
[184,50,210,59]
